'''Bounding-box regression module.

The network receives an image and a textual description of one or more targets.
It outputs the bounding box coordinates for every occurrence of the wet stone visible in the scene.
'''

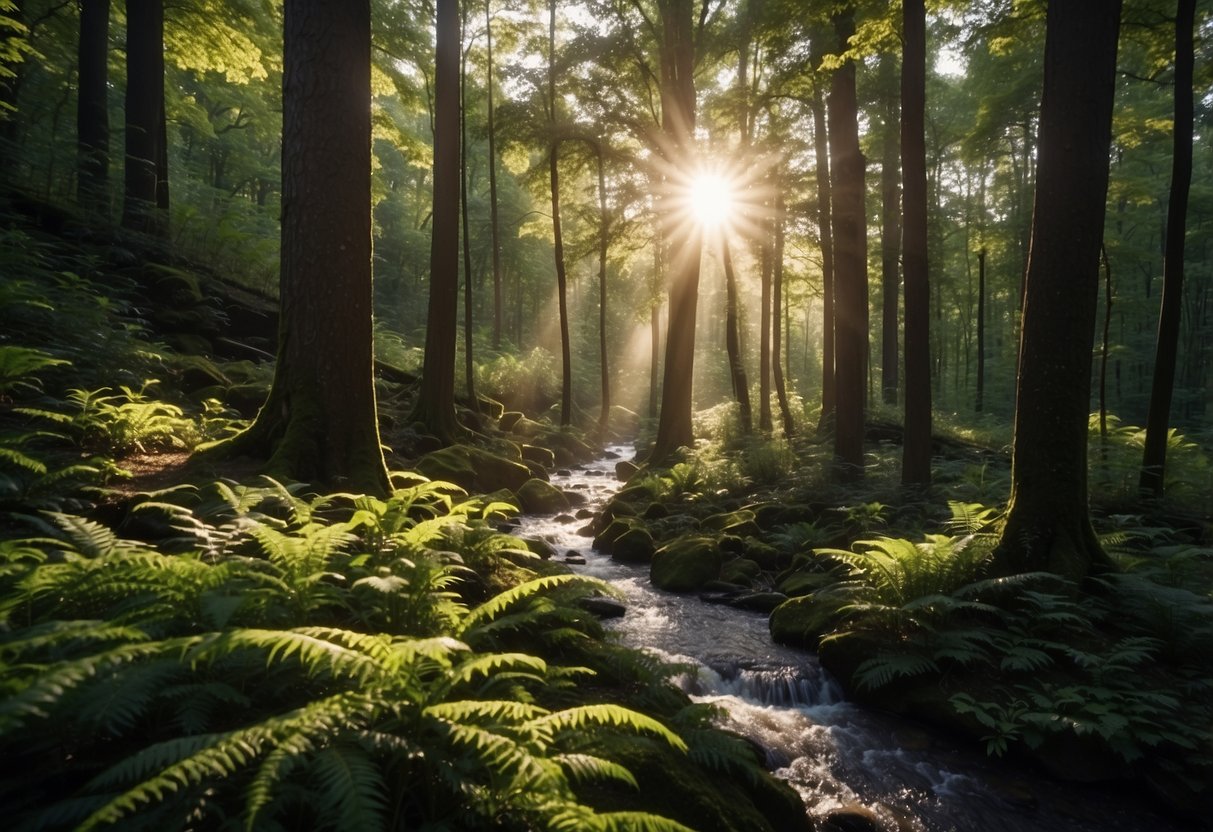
[564,554,587,565]
[555,513,576,524]
[575,508,595,519]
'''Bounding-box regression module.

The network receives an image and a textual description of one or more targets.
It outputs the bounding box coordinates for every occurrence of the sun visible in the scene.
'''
[688,172,734,229]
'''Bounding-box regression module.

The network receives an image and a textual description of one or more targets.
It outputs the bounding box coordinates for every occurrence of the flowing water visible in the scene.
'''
[517,446,1193,832]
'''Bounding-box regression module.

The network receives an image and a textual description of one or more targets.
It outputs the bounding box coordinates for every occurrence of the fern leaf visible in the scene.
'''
[308,743,387,832]
[459,574,606,636]
[853,652,938,691]
[528,705,686,752]
[554,753,638,788]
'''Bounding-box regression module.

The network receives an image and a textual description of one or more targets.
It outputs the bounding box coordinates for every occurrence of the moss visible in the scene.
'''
[651,535,722,591]
[516,477,570,514]
[520,443,556,470]
[769,593,845,648]
[719,557,761,587]
[612,527,656,564]
[414,444,531,494]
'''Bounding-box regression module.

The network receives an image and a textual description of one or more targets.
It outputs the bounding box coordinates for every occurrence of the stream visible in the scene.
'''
[516,446,1193,832]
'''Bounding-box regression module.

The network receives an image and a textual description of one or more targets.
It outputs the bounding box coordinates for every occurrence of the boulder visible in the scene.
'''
[612,527,656,564]
[651,535,722,592]
[615,459,640,481]
[719,557,761,587]
[592,517,635,553]
[520,443,555,470]
[522,537,557,560]
[498,411,524,431]
[415,445,531,494]
[579,596,626,619]
[769,593,845,649]
[516,477,571,514]
[743,537,782,570]
[729,592,788,613]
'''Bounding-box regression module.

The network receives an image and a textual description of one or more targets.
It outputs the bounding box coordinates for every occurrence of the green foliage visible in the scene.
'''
[0,477,696,831]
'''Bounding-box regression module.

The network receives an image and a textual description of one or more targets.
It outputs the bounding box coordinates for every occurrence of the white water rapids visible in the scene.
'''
[515,446,1191,832]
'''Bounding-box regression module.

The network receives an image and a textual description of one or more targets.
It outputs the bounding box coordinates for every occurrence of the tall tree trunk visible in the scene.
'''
[649,0,701,462]
[596,143,611,437]
[976,247,986,412]
[993,0,1122,579]
[1139,0,1195,497]
[879,53,901,407]
[810,81,835,433]
[772,187,794,436]
[722,236,753,433]
[122,0,166,236]
[650,301,661,419]
[827,9,868,481]
[485,0,504,350]
[219,0,387,493]
[548,0,572,427]
[1099,243,1112,441]
[460,11,476,408]
[901,0,931,487]
[77,0,110,213]
[413,0,462,441]
[758,217,773,432]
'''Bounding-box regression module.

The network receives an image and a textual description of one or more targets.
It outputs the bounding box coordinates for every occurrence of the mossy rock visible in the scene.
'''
[769,593,847,649]
[574,738,809,832]
[743,537,782,570]
[730,591,788,613]
[607,404,642,436]
[520,443,556,470]
[777,570,838,597]
[613,484,654,505]
[615,459,640,481]
[641,501,669,520]
[612,527,656,564]
[415,445,531,494]
[651,535,722,592]
[548,430,598,466]
[702,509,756,532]
[510,416,547,439]
[592,517,636,553]
[522,537,557,560]
[477,396,505,419]
[516,477,571,514]
[499,411,524,431]
[719,557,761,587]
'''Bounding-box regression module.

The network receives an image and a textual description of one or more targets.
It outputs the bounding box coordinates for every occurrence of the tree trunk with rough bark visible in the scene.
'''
[485,0,504,350]
[722,236,752,434]
[77,0,110,213]
[992,0,1122,579]
[772,187,794,436]
[122,0,166,236]
[810,78,835,434]
[548,0,572,427]
[879,53,901,407]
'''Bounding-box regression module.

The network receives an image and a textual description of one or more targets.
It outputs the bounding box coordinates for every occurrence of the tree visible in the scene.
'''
[992,0,1123,579]
[901,0,931,487]
[649,0,703,462]
[548,0,572,427]
[218,0,388,494]
[460,4,476,408]
[76,0,109,212]
[810,63,835,433]
[413,0,462,442]
[721,234,753,433]
[827,8,868,480]
[122,0,167,235]
[879,52,901,407]
[485,0,504,350]
[1139,0,1196,497]
[771,186,795,436]
[595,141,611,437]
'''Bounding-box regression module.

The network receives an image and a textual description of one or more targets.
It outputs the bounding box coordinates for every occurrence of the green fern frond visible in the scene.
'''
[853,652,939,691]
[458,574,606,636]
[307,743,388,832]
[188,628,383,683]
[554,753,638,788]
[423,699,546,725]
[449,652,548,689]
[549,808,696,832]
[528,705,686,752]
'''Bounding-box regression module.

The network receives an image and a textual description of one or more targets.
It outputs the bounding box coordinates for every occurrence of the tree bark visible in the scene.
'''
[649,0,702,463]
[976,247,986,412]
[993,0,1122,579]
[722,235,752,434]
[758,216,773,432]
[485,0,504,351]
[548,0,572,427]
[879,53,901,407]
[121,0,166,236]
[827,9,868,481]
[218,0,387,494]
[900,0,930,488]
[413,0,463,441]
[77,0,110,213]
[460,9,477,409]
[772,187,794,436]
[596,143,611,437]
[1139,0,1195,497]
[810,79,835,434]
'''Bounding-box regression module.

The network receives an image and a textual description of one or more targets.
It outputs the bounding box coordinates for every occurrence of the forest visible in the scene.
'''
[1,0,1211,830]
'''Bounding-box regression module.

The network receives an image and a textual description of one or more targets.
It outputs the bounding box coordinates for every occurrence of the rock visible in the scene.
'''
[592,517,635,553]
[719,534,746,555]
[578,595,625,618]
[615,459,640,481]
[651,535,722,592]
[641,502,669,520]
[575,508,595,520]
[499,411,524,431]
[729,592,789,613]
[547,431,597,465]
[613,484,653,505]
[612,527,656,564]
[554,513,576,524]
[516,478,571,514]
[575,523,595,537]
[820,804,885,832]
[702,509,756,532]
[476,396,505,419]
[415,445,531,494]
[509,416,547,438]
[603,449,620,459]
[719,557,761,587]
[743,537,782,570]
[563,490,588,507]
[520,443,555,470]
[563,555,587,565]
[522,537,557,560]
[556,468,572,476]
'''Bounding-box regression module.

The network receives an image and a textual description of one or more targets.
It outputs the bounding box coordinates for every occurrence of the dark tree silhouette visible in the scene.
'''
[879,53,901,407]
[827,8,868,481]
[485,0,504,350]
[76,0,109,212]
[772,187,795,436]
[901,0,931,487]
[810,75,835,434]
[722,235,753,433]
[548,0,572,427]
[992,0,1122,578]
[219,0,388,493]
[413,0,462,441]
[1139,0,1195,497]
[121,0,166,235]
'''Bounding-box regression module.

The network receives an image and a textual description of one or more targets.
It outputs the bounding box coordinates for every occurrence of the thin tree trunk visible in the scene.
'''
[485,0,503,350]
[828,8,868,481]
[758,216,773,432]
[772,187,794,436]
[650,301,661,419]
[548,0,572,427]
[976,247,986,412]
[1100,243,1112,441]
[1139,0,1195,497]
[722,235,752,433]
[596,143,611,437]
[413,0,462,441]
[122,0,166,236]
[879,53,901,407]
[810,81,835,433]
[77,0,110,213]
[460,10,476,408]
